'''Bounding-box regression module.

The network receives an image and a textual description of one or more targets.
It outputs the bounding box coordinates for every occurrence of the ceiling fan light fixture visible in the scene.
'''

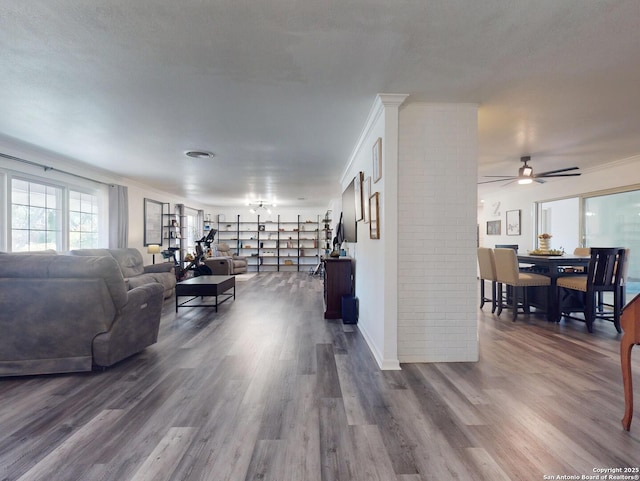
[247,200,275,215]
[478,155,581,186]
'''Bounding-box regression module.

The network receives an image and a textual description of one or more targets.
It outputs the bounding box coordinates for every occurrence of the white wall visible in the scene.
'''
[478,156,640,253]
[126,184,212,263]
[341,97,479,367]
[397,103,479,363]
[341,94,407,370]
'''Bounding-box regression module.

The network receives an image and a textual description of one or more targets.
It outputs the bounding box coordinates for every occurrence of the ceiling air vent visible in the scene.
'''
[185,150,214,159]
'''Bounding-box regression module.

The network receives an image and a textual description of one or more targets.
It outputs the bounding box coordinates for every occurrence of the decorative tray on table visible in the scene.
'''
[527,249,565,256]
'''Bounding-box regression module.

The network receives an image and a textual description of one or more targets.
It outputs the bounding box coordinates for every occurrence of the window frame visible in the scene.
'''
[3,169,108,252]
[10,176,65,252]
[535,183,640,289]
[183,206,201,255]
[68,188,101,250]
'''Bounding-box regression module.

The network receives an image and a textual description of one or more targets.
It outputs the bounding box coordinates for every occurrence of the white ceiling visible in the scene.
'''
[1,1,640,207]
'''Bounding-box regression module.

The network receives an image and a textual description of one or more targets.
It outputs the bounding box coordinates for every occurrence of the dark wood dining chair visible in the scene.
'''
[557,247,627,333]
[495,244,518,252]
[477,247,497,312]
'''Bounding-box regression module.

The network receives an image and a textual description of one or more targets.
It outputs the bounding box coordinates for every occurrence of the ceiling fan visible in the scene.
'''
[478,156,581,185]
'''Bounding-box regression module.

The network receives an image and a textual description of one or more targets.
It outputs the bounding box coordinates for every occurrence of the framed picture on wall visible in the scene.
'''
[506,210,521,236]
[363,176,371,223]
[354,171,364,221]
[369,192,380,239]
[486,220,501,236]
[372,137,382,183]
[143,198,163,246]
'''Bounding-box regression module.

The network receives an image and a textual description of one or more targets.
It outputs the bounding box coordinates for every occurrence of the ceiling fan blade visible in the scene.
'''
[534,166,580,176]
[536,173,582,178]
[481,175,519,178]
[480,160,581,185]
[477,177,516,184]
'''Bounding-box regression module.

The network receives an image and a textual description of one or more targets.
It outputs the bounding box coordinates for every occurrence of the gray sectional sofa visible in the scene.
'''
[68,248,176,298]
[0,253,165,376]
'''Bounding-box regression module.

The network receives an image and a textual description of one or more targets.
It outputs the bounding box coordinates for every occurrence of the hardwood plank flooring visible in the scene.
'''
[2,272,640,480]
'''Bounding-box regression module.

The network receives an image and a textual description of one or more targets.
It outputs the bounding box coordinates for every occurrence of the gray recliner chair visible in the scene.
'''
[204,243,248,275]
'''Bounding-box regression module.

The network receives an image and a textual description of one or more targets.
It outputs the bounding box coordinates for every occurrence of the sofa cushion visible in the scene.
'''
[0,249,58,255]
[104,248,146,278]
[127,272,173,292]
[68,248,112,257]
[232,259,247,269]
[217,243,233,257]
[1,254,128,311]
[69,248,145,278]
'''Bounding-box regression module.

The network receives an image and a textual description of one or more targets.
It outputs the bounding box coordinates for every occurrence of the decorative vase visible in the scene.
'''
[539,238,550,251]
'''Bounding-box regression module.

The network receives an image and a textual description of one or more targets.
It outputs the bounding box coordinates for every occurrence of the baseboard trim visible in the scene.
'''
[357,323,401,371]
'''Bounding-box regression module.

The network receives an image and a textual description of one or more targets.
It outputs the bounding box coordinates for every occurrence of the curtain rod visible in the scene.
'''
[0,151,111,186]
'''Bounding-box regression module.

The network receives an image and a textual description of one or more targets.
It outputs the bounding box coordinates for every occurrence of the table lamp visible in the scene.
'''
[147,244,161,264]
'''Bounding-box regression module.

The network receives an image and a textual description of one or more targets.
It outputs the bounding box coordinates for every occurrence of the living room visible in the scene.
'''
[3,1,640,479]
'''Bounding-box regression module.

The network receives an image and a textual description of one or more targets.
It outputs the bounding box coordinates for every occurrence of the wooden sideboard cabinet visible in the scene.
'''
[323,258,353,319]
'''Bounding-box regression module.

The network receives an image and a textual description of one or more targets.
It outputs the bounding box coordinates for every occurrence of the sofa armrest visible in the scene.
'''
[203,257,232,275]
[232,254,248,261]
[92,283,164,367]
[206,256,232,262]
[120,283,164,315]
[144,263,175,274]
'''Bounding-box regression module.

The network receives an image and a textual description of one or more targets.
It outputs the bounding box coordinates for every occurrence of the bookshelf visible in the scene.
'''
[215,214,320,272]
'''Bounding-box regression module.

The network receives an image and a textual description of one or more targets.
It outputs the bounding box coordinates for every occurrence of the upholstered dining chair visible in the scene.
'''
[494,248,551,321]
[574,247,591,256]
[557,247,627,333]
[477,247,497,312]
[494,244,538,272]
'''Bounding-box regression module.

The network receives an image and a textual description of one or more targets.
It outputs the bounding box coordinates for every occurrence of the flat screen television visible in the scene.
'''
[341,177,357,243]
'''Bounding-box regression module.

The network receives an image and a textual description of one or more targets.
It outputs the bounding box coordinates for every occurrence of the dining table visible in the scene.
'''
[517,253,591,322]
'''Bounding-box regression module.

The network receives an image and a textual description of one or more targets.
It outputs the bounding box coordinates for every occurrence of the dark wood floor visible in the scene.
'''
[2,272,640,481]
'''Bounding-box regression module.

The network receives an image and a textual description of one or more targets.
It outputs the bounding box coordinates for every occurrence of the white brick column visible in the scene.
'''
[397,103,479,362]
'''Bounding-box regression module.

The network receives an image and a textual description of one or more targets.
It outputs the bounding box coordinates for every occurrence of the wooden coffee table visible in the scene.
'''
[175,275,235,312]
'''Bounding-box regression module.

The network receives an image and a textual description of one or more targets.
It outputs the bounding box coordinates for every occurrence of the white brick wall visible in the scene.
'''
[397,103,478,362]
